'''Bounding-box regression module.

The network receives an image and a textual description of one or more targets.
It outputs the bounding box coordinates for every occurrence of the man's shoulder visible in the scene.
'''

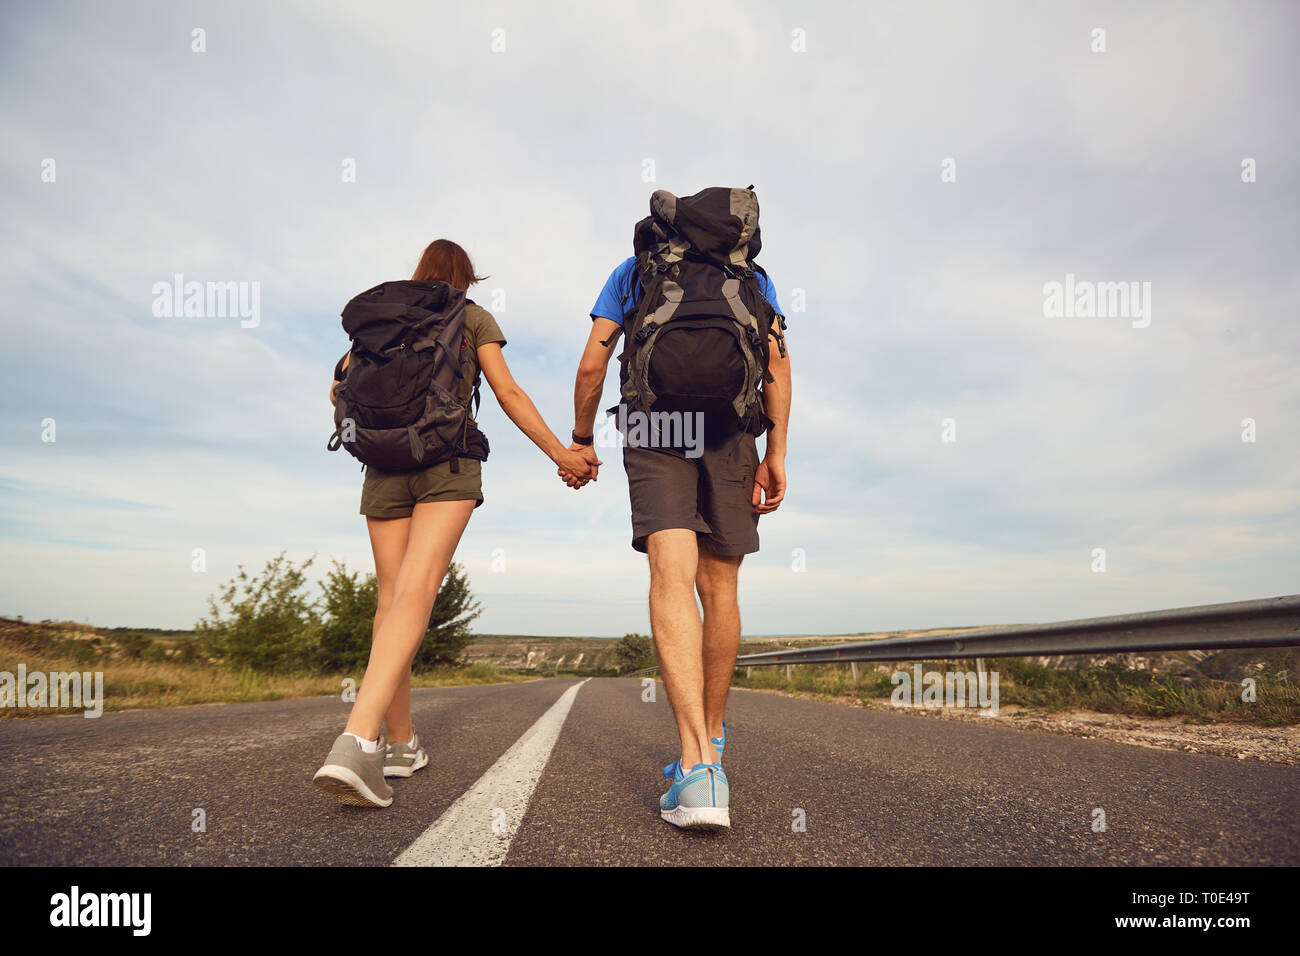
[608,256,636,283]
[591,258,639,323]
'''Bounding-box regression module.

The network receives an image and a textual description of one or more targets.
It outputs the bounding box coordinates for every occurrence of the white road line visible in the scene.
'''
[392,678,589,867]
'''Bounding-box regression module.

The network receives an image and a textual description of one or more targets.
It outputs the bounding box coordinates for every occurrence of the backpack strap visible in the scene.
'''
[447,368,482,476]
[411,336,466,378]
[602,254,656,347]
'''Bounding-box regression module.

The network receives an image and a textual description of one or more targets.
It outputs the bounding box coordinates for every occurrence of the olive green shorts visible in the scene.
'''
[360,458,484,518]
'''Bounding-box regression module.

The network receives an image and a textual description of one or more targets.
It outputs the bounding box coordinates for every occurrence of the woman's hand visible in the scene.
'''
[555,445,600,486]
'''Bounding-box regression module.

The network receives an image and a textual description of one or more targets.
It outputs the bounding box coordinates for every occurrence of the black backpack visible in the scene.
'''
[608,185,786,436]
[326,279,488,472]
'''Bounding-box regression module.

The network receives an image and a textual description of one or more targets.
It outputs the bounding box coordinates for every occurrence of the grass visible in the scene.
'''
[0,627,534,719]
[732,656,1299,726]
[10,614,1293,726]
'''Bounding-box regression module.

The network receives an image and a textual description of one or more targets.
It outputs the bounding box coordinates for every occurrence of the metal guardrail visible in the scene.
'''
[629,594,1300,675]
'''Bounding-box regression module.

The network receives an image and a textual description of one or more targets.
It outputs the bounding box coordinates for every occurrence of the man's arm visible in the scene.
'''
[574,317,620,437]
[753,330,790,514]
[562,317,620,487]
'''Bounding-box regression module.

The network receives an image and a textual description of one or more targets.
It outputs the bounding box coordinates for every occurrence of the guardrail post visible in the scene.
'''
[850,661,859,682]
[975,657,985,677]
[746,666,752,678]
[785,664,792,682]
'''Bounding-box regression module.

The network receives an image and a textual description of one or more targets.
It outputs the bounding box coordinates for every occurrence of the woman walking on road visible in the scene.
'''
[312,239,597,808]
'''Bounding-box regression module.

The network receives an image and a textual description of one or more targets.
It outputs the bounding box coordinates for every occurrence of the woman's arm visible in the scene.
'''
[330,353,350,405]
[477,343,599,480]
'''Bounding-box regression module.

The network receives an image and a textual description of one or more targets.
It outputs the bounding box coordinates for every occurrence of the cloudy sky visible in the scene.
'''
[2,0,1296,636]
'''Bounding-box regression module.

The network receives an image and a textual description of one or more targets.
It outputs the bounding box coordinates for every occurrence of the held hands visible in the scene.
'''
[752,454,787,514]
[556,443,602,490]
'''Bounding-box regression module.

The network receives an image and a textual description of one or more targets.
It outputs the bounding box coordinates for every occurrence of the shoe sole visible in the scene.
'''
[313,765,393,808]
[383,750,429,778]
[661,805,731,830]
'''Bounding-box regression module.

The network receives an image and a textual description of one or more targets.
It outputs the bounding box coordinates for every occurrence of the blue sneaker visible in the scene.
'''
[660,760,730,830]
[661,721,727,779]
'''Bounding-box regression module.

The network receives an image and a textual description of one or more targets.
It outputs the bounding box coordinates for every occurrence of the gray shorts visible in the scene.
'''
[623,431,760,555]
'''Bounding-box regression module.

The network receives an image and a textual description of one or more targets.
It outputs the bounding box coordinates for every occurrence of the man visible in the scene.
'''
[562,186,791,830]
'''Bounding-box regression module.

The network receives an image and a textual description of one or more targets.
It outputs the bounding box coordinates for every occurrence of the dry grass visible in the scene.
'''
[0,634,531,719]
[732,657,1300,726]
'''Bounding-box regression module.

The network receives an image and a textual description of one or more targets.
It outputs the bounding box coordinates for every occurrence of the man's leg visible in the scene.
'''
[693,428,761,743]
[697,552,742,741]
[646,528,718,770]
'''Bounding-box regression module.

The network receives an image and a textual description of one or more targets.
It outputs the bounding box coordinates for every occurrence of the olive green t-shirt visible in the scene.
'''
[458,302,505,413]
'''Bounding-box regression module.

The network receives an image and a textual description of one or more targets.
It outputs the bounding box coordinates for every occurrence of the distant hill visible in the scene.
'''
[6,618,1290,681]
[463,636,623,673]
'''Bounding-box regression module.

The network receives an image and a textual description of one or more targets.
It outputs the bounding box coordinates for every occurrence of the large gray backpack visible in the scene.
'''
[609,186,784,435]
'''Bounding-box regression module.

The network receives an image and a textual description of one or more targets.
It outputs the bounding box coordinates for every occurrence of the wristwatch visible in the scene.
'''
[571,431,594,446]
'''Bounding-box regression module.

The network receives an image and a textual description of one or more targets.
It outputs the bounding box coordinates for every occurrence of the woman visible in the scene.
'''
[313,239,599,808]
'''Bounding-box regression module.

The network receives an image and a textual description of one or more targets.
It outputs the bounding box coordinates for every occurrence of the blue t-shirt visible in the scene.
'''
[590,256,783,326]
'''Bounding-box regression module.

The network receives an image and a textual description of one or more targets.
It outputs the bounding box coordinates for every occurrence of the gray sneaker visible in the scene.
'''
[313,733,394,808]
[384,732,429,778]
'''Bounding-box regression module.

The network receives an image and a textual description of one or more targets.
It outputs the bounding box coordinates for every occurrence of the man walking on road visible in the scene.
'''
[560,186,791,830]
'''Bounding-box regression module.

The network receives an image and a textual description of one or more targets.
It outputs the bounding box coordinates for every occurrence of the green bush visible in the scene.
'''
[172,639,199,665]
[141,642,170,663]
[615,633,656,675]
[316,561,379,673]
[196,554,482,675]
[411,561,481,669]
[115,631,153,661]
[195,554,322,674]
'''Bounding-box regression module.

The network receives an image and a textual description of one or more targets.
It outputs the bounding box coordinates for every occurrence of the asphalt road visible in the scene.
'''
[1,677,1296,866]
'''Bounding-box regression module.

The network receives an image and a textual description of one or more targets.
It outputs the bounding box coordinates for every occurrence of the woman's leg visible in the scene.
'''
[365,515,414,743]
[345,498,476,742]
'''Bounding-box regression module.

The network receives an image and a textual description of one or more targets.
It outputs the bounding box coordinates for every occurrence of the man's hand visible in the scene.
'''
[557,443,602,489]
[568,318,620,488]
[752,454,786,514]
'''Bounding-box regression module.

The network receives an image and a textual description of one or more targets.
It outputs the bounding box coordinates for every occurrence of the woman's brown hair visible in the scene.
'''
[411,239,488,291]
